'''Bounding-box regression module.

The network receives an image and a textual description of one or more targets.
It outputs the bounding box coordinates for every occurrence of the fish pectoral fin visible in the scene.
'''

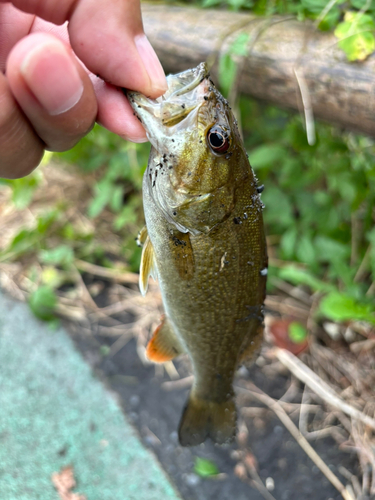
[136,225,148,247]
[139,235,157,296]
[146,315,184,363]
[178,391,236,447]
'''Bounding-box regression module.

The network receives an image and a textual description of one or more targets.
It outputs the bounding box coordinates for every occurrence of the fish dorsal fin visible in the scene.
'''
[139,235,157,296]
[146,315,184,363]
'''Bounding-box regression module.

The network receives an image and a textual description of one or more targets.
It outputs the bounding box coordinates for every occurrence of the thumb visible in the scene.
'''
[69,0,167,98]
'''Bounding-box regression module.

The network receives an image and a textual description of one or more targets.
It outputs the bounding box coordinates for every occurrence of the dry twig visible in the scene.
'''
[274,348,375,431]
[236,383,354,500]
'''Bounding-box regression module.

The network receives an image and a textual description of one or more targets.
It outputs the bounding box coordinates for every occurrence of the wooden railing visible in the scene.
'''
[142,3,375,138]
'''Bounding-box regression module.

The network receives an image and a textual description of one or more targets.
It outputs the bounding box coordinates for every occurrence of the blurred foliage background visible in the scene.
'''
[0,0,374,325]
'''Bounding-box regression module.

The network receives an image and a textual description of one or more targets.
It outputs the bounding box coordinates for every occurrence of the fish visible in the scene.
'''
[127,63,268,446]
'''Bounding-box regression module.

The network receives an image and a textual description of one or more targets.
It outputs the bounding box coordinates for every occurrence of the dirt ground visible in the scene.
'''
[0,163,371,500]
[66,283,360,500]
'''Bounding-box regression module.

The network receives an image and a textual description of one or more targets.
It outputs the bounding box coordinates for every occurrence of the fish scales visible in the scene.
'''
[128,63,267,446]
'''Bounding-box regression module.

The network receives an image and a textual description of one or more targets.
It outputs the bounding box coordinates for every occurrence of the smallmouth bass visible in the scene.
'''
[128,63,267,446]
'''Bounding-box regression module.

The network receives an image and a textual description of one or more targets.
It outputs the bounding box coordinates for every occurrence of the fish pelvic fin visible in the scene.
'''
[139,234,157,296]
[178,392,236,446]
[146,315,184,363]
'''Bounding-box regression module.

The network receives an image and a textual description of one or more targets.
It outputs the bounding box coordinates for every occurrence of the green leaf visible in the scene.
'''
[202,0,254,10]
[39,245,74,266]
[249,144,288,170]
[202,0,222,6]
[228,0,254,10]
[314,236,350,263]
[9,173,41,209]
[41,267,65,289]
[8,229,38,256]
[280,227,298,259]
[368,228,375,279]
[318,9,341,31]
[301,0,330,13]
[319,292,375,324]
[3,210,59,260]
[194,457,219,477]
[218,53,237,98]
[261,186,294,229]
[61,223,77,241]
[29,286,57,321]
[350,0,375,12]
[339,31,375,61]
[288,322,308,343]
[219,33,250,96]
[113,204,138,231]
[100,345,111,356]
[296,234,316,265]
[88,180,114,218]
[335,12,375,61]
[109,185,124,213]
[36,210,59,234]
[278,265,334,293]
[230,32,251,56]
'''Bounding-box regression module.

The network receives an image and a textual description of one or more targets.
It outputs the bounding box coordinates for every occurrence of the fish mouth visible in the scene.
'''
[128,63,210,134]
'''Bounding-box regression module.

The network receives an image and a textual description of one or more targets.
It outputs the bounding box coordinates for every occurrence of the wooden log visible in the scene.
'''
[142,3,375,137]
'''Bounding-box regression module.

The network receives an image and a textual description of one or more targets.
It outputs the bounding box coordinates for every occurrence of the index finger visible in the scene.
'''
[2,0,167,98]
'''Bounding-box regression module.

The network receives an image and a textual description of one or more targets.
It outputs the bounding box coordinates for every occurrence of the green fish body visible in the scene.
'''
[128,63,267,446]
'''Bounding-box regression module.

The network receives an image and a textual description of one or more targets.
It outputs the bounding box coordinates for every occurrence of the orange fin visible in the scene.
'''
[146,315,184,363]
[139,235,157,296]
[178,392,236,446]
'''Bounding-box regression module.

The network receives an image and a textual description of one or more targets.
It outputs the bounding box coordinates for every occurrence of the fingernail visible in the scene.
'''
[128,136,148,143]
[135,34,168,95]
[20,41,84,115]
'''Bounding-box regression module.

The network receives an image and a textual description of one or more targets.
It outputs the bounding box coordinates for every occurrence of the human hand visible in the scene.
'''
[0,0,167,179]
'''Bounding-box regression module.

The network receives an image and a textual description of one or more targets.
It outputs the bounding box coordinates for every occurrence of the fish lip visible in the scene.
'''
[128,62,209,104]
[165,62,209,99]
[127,62,210,125]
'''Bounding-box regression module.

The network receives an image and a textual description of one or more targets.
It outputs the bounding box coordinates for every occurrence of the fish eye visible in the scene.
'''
[207,126,230,154]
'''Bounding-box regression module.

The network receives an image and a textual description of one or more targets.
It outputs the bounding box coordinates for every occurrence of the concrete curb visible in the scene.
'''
[0,291,181,500]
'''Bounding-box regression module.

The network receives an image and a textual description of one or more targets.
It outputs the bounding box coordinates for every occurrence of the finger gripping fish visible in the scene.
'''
[128,63,267,447]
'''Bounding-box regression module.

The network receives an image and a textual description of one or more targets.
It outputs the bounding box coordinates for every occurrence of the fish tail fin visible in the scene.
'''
[178,391,236,446]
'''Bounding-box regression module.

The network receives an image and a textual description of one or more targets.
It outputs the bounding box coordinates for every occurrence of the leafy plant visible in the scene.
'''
[319,292,375,324]
[56,124,148,225]
[335,12,375,61]
[201,0,254,10]
[190,0,375,60]
[194,457,220,477]
[219,32,250,98]
[0,171,42,209]
[2,1,375,326]
[288,322,308,343]
[240,96,375,313]
[29,286,57,322]
[39,245,74,266]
